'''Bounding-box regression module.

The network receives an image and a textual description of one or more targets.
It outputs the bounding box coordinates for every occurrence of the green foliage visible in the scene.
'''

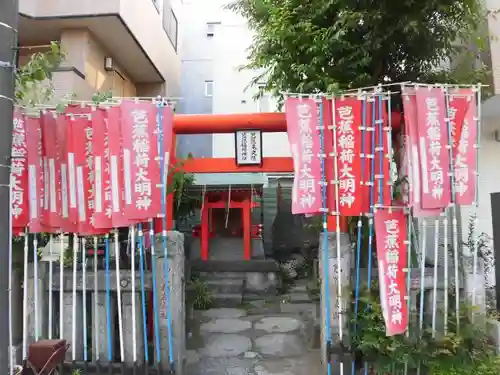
[350,283,500,374]
[15,41,65,106]
[167,154,199,223]
[91,91,113,104]
[188,278,214,310]
[228,0,492,102]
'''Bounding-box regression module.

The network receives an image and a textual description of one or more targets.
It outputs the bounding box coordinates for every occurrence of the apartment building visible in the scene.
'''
[177,0,290,160]
[18,0,182,100]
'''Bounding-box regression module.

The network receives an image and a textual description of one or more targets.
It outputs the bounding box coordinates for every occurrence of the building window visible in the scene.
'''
[206,22,220,37]
[257,83,270,112]
[163,7,178,50]
[205,80,214,97]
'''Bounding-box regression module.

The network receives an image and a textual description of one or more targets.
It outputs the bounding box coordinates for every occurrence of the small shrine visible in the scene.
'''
[191,187,264,261]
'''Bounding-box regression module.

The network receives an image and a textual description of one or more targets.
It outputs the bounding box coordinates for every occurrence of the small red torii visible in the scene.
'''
[158,111,403,260]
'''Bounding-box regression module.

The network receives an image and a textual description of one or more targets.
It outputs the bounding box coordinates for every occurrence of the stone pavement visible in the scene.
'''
[185,299,322,375]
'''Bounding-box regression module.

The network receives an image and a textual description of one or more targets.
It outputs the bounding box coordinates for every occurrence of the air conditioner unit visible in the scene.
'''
[104,57,114,72]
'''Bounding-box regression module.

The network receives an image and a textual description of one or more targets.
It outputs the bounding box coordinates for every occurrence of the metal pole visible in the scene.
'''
[0,1,18,373]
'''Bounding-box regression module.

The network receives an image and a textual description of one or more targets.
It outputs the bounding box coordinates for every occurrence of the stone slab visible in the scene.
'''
[254,317,302,333]
[254,334,304,357]
[186,357,254,375]
[200,334,252,358]
[279,303,317,317]
[201,308,248,319]
[200,319,252,334]
[253,351,323,375]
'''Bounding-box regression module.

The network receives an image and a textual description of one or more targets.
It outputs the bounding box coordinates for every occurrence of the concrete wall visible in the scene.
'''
[19,29,143,101]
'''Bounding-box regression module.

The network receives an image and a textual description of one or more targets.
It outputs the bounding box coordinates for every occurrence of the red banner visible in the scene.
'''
[285,98,323,214]
[321,98,336,214]
[374,208,409,336]
[415,87,451,209]
[92,108,113,229]
[120,101,161,220]
[448,92,469,152]
[453,89,477,205]
[72,115,104,235]
[55,114,77,232]
[25,117,45,233]
[373,97,392,207]
[360,99,374,214]
[11,110,29,228]
[334,97,363,215]
[402,87,442,217]
[107,106,131,228]
[41,112,60,230]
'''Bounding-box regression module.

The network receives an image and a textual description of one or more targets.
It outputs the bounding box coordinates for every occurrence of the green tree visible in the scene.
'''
[15,41,65,106]
[228,0,493,99]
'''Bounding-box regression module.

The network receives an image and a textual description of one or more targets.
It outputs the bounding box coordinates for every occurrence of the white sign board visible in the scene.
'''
[235,130,262,165]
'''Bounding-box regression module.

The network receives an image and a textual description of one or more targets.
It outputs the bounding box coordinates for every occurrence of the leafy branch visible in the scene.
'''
[15,41,65,106]
[350,283,500,374]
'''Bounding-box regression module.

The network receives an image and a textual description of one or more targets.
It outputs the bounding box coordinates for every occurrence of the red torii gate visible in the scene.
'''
[158,111,403,259]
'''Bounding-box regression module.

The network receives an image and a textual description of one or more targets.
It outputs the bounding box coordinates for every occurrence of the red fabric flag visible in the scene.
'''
[107,106,131,228]
[401,87,443,217]
[41,112,60,231]
[120,101,162,220]
[25,117,46,233]
[373,97,392,207]
[360,99,374,214]
[321,98,336,215]
[55,114,77,232]
[71,115,106,235]
[453,89,477,205]
[333,97,363,215]
[448,92,469,152]
[415,87,451,209]
[92,108,113,229]
[374,208,409,336]
[11,110,29,228]
[285,98,323,214]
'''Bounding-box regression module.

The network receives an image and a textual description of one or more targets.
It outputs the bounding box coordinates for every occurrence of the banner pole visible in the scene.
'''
[48,235,53,339]
[115,229,125,362]
[104,233,113,363]
[21,231,28,359]
[363,93,377,375]
[59,234,64,340]
[331,94,345,375]
[351,92,367,375]
[82,237,88,361]
[130,225,137,363]
[431,217,440,338]
[138,223,150,364]
[93,236,100,363]
[443,86,454,334]
[471,84,482,322]
[71,234,78,361]
[317,97,332,375]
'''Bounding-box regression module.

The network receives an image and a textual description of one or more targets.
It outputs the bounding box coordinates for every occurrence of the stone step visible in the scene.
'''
[200,271,246,280]
[212,293,244,307]
[206,278,244,294]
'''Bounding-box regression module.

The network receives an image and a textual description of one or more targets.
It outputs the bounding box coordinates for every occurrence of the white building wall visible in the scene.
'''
[210,12,289,158]
[180,0,290,159]
[486,0,500,95]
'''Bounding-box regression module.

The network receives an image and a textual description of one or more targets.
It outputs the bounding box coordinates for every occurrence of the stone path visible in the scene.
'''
[186,299,322,375]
